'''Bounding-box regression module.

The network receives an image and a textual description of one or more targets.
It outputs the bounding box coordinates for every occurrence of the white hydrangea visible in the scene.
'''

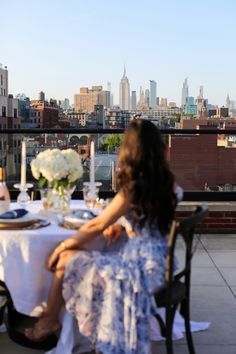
[30,148,83,185]
[62,149,83,183]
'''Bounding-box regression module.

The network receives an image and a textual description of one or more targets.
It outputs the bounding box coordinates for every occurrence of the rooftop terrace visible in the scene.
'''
[1,233,236,354]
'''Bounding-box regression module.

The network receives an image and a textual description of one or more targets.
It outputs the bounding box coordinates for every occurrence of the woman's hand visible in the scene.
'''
[103,224,123,243]
[46,244,65,272]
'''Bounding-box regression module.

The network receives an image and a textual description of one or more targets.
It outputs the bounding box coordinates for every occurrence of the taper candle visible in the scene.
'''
[20,140,26,188]
[90,141,95,184]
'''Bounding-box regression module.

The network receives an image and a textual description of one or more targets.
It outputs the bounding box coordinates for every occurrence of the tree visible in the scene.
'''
[99,134,123,152]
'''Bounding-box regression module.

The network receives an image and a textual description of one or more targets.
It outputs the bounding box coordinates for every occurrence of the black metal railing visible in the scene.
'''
[1,128,236,201]
[1,128,236,134]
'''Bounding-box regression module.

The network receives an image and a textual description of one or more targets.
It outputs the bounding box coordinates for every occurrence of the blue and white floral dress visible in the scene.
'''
[63,217,168,354]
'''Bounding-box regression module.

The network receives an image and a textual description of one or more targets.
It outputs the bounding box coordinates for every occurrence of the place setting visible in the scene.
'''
[0,209,50,230]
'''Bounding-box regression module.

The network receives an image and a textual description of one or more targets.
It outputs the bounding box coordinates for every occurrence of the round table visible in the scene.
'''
[0,200,101,316]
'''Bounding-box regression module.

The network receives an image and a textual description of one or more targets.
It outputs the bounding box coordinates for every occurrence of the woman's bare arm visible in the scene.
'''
[70,190,130,247]
[48,190,130,270]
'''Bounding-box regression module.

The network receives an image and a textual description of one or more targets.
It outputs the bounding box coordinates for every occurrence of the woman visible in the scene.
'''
[26,119,177,353]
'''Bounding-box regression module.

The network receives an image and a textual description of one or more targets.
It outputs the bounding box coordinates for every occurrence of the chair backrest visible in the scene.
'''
[165,205,208,285]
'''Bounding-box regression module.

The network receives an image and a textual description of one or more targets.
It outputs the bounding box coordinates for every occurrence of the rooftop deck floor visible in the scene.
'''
[1,233,236,354]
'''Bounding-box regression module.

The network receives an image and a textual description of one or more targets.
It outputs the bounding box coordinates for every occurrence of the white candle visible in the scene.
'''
[90,140,95,184]
[21,140,26,188]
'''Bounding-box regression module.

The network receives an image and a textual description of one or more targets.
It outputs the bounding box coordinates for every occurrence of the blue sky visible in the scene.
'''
[2,0,236,106]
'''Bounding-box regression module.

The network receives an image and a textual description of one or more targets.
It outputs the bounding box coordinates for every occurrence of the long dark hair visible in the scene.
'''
[117,119,177,234]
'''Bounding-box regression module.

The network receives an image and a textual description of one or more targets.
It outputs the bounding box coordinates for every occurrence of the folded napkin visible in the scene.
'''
[70,210,96,220]
[0,209,28,219]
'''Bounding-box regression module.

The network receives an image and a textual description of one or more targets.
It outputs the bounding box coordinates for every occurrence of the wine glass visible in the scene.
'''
[83,182,101,210]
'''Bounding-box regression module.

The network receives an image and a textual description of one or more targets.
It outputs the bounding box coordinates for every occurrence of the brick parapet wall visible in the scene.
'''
[176,202,236,233]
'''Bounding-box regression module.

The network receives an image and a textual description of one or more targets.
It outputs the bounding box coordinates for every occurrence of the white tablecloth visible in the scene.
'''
[0,200,91,316]
[0,200,209,353]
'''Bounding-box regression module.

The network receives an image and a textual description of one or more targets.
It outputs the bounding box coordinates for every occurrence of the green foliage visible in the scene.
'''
[38,175,77,190]
[99,134,123,152]
[38,176,47,188]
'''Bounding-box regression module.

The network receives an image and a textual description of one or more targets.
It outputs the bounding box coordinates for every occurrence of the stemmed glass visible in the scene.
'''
[83,182,102,210]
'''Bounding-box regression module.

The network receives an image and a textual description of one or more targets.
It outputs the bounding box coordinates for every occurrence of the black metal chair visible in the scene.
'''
[153,205,208,354]
[0,280,8,326]
[0,280,57,350]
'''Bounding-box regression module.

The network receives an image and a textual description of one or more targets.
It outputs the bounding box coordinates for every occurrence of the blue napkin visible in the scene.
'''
[71,209,96,220]
[0,209,28,219]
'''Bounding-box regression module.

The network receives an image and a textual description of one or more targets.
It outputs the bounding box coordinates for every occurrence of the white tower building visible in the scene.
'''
[149,80,157,108]
[181,77,189,107]
[119,66,130,110]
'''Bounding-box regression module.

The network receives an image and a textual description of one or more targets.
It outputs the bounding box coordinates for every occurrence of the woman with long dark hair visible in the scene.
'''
[26,119,177,353]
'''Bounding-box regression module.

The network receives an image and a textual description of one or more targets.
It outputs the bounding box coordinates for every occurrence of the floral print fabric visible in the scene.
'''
[63,220,167,354]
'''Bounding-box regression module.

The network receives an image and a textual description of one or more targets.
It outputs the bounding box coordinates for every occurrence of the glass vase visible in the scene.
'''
[40,186,75,213]
[54,186,75,212]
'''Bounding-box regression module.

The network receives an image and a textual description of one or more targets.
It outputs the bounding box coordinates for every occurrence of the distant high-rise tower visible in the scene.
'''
[139,86,145,103]
[196,86,207,117]
[198,86,204,99]
[145,89,150,106]
[131,91,137,110]
[38,91,45,102]
[136,86,148,110]
[149,80,157,108]
[107,81,113,108]
[226,94,230,109]
[181,78,189,107]
[107,81,111,92]
[119,66,130,110]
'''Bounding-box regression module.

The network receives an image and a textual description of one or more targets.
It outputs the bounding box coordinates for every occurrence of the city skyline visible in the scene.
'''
[2,0,236,106]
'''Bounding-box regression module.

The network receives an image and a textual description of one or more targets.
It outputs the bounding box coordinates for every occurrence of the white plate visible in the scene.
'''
[0,212,38,224]
[64,209,96,227]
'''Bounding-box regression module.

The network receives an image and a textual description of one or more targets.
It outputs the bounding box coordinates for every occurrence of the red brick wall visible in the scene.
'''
[176,210,236,233]
[168,134,236,190]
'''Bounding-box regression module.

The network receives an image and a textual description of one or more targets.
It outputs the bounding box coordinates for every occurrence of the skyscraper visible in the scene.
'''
[198,86,204,99]
[181,78,189,107]
[145,89,150,106]
[149,80,157,108]
[139,86,145,103]
[196,86,207,117]
[131,91,137,110]
[119,66,130,110]
[38,91,45,102]
[184,96,197,115]
[107,81,113,108]
[226,94,230,109]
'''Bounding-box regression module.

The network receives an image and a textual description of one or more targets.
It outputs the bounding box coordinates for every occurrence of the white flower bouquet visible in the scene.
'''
[31,148,83,189]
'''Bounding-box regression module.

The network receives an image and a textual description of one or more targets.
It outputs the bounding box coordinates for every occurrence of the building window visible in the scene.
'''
[0,75,2,85]
[0,88,2,96]
[2,106,6,117]
[14,108,17,118]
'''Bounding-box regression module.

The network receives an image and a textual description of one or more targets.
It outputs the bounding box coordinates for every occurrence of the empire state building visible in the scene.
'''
[119,66,130,110]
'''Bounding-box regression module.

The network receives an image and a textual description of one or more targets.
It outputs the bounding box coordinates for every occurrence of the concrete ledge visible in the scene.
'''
[177,201,236,212]
[176,202,236,233]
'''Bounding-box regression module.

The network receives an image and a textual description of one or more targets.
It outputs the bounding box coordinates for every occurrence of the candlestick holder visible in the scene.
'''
[14,183,33,206]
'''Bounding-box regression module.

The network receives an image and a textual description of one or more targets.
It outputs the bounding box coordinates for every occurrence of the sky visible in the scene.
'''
[2,0,236,106]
